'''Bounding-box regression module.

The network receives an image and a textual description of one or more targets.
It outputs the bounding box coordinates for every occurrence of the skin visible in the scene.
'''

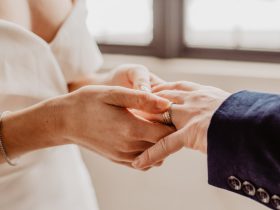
[132,81,230,169]
[0,0,172,168]
[2,86,174,166]
[0,0,73,43]
[68,64,165,93]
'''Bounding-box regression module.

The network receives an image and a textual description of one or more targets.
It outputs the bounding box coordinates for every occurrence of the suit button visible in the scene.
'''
[228,176,242,191]
[256,188,270,204]
[271,195,280,210]
[242,181,256,196]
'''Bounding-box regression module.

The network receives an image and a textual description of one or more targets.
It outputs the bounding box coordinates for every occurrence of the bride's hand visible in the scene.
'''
[68,64,165,93]
[60,85,174,167]
[132,81,230,169]
[104,64,165,92]
[1,85,174,168]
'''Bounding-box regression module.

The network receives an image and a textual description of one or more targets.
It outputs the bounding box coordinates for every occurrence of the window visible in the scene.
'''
[185,0,280,51]
[86,0,280,62]
[86,0,153,45]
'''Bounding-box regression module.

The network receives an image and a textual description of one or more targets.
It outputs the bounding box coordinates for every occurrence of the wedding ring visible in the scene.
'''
[162,103,173,125]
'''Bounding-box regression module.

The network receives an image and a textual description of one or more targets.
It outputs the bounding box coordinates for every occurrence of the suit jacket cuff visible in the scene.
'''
[207,90,280,209]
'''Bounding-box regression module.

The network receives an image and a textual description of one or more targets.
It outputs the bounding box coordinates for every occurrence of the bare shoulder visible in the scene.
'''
[0,0,73,43]
[29,0,73,42]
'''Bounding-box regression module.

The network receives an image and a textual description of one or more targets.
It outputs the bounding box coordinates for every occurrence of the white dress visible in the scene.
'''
[0,0,103,210]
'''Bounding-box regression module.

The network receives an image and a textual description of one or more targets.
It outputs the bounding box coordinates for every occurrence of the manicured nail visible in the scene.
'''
[140,85,151,92]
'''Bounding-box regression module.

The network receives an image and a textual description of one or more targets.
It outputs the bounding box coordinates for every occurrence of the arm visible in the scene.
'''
[0,86,174,167]
[1,99,65,162]
[133,82,280,209]
[208,91,280,209]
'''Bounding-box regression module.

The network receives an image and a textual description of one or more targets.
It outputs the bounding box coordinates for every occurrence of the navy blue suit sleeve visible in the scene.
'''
[207,91,280,209]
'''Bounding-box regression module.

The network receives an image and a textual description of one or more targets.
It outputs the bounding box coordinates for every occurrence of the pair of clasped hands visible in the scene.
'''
[67,64,230,170]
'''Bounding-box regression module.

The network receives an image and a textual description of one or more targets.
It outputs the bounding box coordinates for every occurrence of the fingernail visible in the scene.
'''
[140,85,151,92]
[167,101,173,108]
[132,158,141,169]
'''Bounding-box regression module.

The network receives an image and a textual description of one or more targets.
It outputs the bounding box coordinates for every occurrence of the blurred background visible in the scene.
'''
[82,0,280,210]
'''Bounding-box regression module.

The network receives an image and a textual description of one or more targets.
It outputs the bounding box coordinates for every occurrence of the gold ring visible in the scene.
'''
[162,103,173,125]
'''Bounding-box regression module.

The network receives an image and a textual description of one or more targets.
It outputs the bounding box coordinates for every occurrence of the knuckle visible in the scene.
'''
[174,95,184,104]
[157,90,169,96]
[157,90,172,97]
[140,93,157,106]
[191,91,206,102]
[144,149,152,163]
[99,87,115,99]
[174,81,186,89]
[190,93,199,101]
[159,138,169,155]
[77,87,93,98]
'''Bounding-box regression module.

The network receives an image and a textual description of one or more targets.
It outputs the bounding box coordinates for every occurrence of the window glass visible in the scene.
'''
[86,0,153,45]
[184,0,280,51]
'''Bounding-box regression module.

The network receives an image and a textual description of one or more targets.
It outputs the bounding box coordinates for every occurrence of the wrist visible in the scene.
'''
[50,92,85,144]
[1,98,68,159]
[43,96,71,145]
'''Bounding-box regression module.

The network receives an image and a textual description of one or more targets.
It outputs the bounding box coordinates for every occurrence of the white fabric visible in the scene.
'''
[0,0,102,210]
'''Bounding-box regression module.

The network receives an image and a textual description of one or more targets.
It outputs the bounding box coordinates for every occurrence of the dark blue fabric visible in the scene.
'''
[207,91,280,209]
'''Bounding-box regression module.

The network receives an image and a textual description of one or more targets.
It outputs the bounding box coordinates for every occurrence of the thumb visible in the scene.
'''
[132,130,185,169]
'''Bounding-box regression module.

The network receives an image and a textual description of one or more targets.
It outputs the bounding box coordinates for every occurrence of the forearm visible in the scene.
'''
[0,98,66,163]
[67,73,110,92]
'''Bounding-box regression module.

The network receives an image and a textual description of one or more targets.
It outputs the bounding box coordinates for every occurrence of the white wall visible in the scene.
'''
[82,55,280,210]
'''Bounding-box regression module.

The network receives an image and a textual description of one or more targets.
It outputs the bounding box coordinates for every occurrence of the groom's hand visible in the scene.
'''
[132,81,230,169]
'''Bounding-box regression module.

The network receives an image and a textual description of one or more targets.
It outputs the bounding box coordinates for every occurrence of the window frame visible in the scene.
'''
[98,0,280,63]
